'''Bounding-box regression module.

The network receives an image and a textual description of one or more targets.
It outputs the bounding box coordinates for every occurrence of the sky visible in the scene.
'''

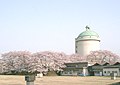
[0,0,120,55]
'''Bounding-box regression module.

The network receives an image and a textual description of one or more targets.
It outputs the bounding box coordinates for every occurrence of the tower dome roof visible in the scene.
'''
[76,26,100,41]
[79,26,99,37]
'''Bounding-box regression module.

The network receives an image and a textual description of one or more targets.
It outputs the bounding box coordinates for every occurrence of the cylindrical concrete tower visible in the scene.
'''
[75,26,100,56]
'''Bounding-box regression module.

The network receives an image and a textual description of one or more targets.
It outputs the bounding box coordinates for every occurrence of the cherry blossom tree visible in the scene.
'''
[86,50,120,64]
[2,50,119,74]
[31,51,83,72]
[1,51,33,73]
[32,51,69,72]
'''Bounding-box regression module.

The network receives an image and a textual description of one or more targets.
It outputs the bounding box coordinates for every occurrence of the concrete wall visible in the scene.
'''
[61,71,78,76]
[94,71,102,76]
[75,40,100,56]
[0,63,3,73]
[103,68,120,76]
[61,67,89,76]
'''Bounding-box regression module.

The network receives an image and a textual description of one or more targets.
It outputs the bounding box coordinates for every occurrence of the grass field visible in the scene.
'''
[0,75,120,85]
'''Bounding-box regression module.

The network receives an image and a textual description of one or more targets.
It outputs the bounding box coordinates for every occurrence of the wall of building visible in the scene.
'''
[103,68,120,76]
[0,63,3,73]
[75,40,100,56]
[94,71,102,76]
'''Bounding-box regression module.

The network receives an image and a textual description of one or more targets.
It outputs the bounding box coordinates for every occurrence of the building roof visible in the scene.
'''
[79,27,99,37]
[113,62,120,65]
[100,62,120,68]
[92,63,101,66]
[76,26,100,41]
[103,62,110,66]
[64,62,88,65]
[63,62,88,69]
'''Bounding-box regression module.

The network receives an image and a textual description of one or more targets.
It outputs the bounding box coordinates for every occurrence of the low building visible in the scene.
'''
[61,62,89,76]
[91,62,120,77]
[103,62,120,76]
[61,62,120,77]
[92,63,103,76]
[0,59,3,73]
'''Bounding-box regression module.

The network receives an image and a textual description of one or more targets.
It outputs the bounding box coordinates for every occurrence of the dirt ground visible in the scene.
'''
[0,75,120,85]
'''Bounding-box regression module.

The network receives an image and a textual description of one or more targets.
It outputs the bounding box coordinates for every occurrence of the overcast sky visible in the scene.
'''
[0,0,120,55]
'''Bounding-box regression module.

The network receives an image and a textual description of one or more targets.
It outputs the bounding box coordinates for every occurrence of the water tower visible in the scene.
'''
[75,26,100,57]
